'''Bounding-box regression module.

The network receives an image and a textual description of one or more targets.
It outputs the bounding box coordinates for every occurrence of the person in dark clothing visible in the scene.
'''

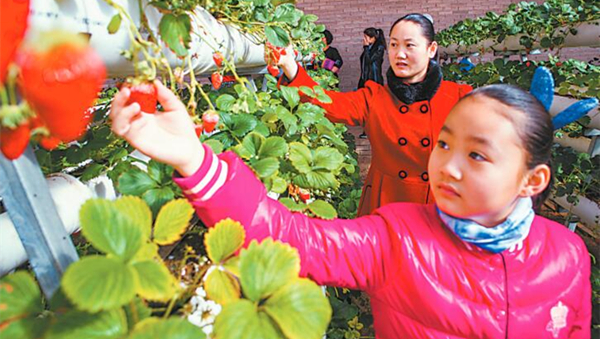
[358,27,386,138]
[321,30,343,75]
[358,27,386,88]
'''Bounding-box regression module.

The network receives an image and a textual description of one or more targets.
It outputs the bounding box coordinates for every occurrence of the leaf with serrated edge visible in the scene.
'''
[213,299,282,339]
[114,196,152,240]
[204,269,241,305]
[205,219,245,263]
[264,279,332,339]
[0,272,42,323]
[44,309,128,339]
[62,256,136,312]
[129,317,205,339]
[239,239,300,302]
[80,199,143,260]
[152,199,194,245]
[307,200,337,220]
[132,260,177,301]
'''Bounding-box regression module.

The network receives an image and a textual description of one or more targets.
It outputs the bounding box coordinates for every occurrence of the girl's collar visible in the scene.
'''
[436,197,535,254]
[386,60,442,105]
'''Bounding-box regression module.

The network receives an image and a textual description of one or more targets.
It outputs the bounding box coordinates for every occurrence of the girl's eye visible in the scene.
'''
[469,152,486,161]
[390,43,397,48]
[437,140,449,149]
[407,44,415,48]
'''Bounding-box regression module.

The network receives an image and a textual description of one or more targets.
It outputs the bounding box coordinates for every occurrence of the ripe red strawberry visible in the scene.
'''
[213,52,224,67]
[194,123,203,137]
[17,31,106,142]
[267,65,279,77]
[298,188,310,203]
[202,110,219,133]
[123,81,157,113]
[0,0,30,84]
[211,72,223,90]
[556,62,563,67]
[39,135,61,150]
[1,123,30,160]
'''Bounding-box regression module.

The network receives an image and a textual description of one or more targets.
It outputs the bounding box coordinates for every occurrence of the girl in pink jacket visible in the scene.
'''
[110,82,591,338]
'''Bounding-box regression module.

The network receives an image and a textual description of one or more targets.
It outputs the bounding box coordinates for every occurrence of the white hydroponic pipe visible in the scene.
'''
[552,194,600,229]
[27,0,268,77]
[440,20,600,56]
[0,173,115,276]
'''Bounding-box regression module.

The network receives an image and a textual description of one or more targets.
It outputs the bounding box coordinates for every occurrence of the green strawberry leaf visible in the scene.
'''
[62,256,137,312]
[0,272,42,323]
[258,136,287,158]
[289,142,312,173]
[280,86,300,109]
[113,196,153,240]
[158,13,192,58]
[205,219,245,263]
[80,199,144,260]
[213,299,283,339]
[128,317,205,339]
[239,239,300,302]
[152,199,194,245]
[44,309,128,339]
[142,187,176,216]
[264,279,332,339]
[307,200,337,220]
[204,269,241,305]
[118,169,158,196]
[132,260,177,301]
[251,157,279,178]
[278,198,305,212]
[265,25,290,47]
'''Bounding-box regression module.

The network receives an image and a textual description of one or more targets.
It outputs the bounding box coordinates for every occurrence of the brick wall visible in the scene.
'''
[296,0,599,91]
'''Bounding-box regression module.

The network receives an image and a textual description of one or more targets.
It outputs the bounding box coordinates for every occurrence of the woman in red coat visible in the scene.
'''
[278,14,472,216]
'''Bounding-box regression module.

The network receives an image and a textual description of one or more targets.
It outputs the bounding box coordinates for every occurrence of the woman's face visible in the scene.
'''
[387,21,437,83]
[428,96,535,227]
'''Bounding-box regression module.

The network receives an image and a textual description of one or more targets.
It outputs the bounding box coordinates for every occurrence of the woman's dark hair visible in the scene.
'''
[323,30,333,45]
[390,13,435,45]
[364,27,386,50]
[463,84,554,210]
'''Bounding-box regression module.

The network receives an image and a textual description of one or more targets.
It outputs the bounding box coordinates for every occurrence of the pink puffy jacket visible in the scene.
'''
[174,150,592,339]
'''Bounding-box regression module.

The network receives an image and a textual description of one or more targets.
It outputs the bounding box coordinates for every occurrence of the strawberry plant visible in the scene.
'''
[436,0,600,53]
[0,201,331,339]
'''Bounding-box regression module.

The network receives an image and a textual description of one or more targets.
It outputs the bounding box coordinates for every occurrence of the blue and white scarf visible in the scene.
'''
[437,198,534,253]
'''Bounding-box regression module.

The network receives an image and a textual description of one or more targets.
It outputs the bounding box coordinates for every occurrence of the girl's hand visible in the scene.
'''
[363,36,369,46]
[110,80,204,177]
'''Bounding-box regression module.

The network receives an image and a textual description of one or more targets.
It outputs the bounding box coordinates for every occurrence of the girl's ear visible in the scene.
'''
[428,41,438,59]
[519,164,551,198]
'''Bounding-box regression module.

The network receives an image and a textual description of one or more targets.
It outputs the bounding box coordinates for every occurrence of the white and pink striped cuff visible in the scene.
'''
[173,144,228,201]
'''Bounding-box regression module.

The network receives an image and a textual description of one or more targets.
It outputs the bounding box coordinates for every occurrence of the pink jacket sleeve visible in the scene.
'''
[281,65,381,127]
[173,150,396,292]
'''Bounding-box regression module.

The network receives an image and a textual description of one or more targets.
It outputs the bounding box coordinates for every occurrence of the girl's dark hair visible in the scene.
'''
[323,30,333,45]
[390,13,435,45]
[464,84,554,210]
[364,27,386,50]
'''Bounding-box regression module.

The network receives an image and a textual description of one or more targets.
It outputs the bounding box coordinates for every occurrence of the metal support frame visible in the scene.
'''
[0,146,78,299]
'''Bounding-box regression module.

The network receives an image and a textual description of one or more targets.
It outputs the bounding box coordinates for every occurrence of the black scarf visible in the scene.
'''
[386,60,443,104]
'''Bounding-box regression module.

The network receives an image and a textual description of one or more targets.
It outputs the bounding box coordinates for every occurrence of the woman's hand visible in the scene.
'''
[265,43,298,80]
[110,80,204,177]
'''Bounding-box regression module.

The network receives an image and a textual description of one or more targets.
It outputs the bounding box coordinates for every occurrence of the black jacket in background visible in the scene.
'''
[358,44,385,88]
